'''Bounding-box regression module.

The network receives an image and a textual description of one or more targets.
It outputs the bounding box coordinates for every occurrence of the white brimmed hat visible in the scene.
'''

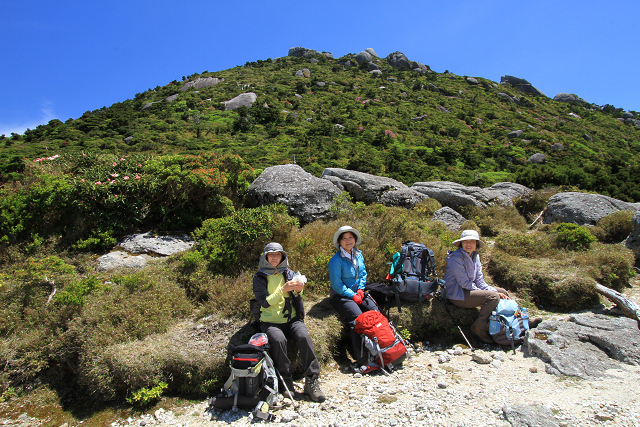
[452,229,485,250]
[333,225,362,249]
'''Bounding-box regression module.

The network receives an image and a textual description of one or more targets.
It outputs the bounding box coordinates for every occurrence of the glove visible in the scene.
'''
[352,293,363,305]
[356,289,365,300]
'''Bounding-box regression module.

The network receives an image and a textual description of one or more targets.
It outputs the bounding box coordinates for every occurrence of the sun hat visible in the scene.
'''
[333,225,362,249]
[262,242,287,258]
[452,229,485,250]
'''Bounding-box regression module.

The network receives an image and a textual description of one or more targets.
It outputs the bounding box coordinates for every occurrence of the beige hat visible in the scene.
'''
[333,225,361,249]
[452,229,485,249]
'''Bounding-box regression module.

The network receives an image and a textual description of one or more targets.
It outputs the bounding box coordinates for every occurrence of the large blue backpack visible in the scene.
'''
[488,299,530,351]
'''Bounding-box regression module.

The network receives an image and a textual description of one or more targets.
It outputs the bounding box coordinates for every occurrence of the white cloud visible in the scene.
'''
[0,101,58,136]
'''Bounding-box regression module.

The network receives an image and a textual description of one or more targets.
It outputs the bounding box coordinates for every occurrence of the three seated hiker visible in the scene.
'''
[251,242,325,402]
[215,228,541,415]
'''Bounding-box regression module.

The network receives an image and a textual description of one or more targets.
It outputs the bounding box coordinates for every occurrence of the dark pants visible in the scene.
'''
[260,319,320,378]
[448,287,509,331]
[330,294,379,365]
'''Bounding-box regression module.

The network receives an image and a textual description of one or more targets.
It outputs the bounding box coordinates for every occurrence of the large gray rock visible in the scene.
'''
[500,75,546,97]
[553,92,588,104]
[321,168,427,207]
[246,164,341,224]
[497,93,519,103]
[97,251,153,272]
[543,192,639,226]
[502,404,560,427]
[432,207,466,230]
[507,129,523,138]
[165,94,179,102]
[180,77,223,91]
[525,314,640,379]
[221,92,257,111]
[487,182,533,201]
[412,181,511,210]
[386,51,412,70]
[119,232,195,256]
[527,153,547,164]
[355,51,373,65]
[288,47,320,58]
[625,210,640,259]
[365,48,379,57]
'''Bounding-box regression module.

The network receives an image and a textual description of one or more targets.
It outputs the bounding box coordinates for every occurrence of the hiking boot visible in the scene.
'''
[529,317,543,329]
[471,324,494,344]
[304,374,326,402]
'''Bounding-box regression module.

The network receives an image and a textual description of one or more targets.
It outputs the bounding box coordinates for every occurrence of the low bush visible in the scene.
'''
[552,223,597,251]
[495,231,556,258]
[574,243,635,291]
[591,210,635,243]
[463,205,528,237]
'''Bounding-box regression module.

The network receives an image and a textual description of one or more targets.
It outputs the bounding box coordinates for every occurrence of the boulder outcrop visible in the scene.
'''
[180,77,223,91]
[543,192,639,226]
[432,207,466,230]
[246,164,342,224]
[500,75,546,97]
[321,168,426,207]
[525,314,640,379]
[220,92,257,111]
[411,181,519,210]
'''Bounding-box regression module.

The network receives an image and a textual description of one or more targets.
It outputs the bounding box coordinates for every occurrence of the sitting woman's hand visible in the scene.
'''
[352,293,363,305]
[283,280,304,293]
[498,292,510,299]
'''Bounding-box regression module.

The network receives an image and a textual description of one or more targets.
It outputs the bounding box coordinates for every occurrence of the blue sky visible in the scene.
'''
[1,0,638,136]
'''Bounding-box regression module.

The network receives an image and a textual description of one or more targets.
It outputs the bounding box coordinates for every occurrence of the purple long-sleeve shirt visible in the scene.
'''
[443,247,496,301]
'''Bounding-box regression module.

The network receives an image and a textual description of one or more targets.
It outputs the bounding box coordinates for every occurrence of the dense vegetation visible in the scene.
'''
[0,49,638,416]
[2,50,639,201]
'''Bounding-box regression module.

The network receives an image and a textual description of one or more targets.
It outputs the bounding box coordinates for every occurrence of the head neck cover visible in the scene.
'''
[258,242,289,275]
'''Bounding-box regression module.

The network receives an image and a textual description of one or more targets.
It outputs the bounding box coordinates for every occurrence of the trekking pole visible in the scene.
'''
[435,290,474,351]
[273,367,297,409]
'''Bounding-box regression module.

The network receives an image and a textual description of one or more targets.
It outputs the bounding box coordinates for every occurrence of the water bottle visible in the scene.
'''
[521,307,530,329]
[488,310,500,335]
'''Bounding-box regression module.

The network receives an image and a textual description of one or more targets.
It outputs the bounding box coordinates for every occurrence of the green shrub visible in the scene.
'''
[553,223,597,251]
[591,210,634,243]
[193,204,298,274]
[126,382,168,406]
[547,278,599,311]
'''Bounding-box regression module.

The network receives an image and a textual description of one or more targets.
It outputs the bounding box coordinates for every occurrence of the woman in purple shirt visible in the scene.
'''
[443,229,510,343]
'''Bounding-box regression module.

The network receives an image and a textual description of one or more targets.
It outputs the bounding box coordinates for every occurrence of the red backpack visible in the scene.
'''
[354,310,408,374]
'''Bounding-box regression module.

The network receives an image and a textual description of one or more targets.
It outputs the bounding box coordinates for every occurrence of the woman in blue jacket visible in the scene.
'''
[328,225,378,369]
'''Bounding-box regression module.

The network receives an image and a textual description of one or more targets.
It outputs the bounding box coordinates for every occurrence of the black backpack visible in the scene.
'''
[388,241,440,311]
[212,335,278,418]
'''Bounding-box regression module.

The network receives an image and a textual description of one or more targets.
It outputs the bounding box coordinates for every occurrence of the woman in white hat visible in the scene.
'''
[328,226,379,370]
[443,229,510,343]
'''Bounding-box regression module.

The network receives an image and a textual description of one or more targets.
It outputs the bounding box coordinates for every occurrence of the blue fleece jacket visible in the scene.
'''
[328,248,367,298]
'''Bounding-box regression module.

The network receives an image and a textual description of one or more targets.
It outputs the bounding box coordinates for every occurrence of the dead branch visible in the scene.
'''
[595,282,640,321]
[45,276,57,305]
[528,210,545,229]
